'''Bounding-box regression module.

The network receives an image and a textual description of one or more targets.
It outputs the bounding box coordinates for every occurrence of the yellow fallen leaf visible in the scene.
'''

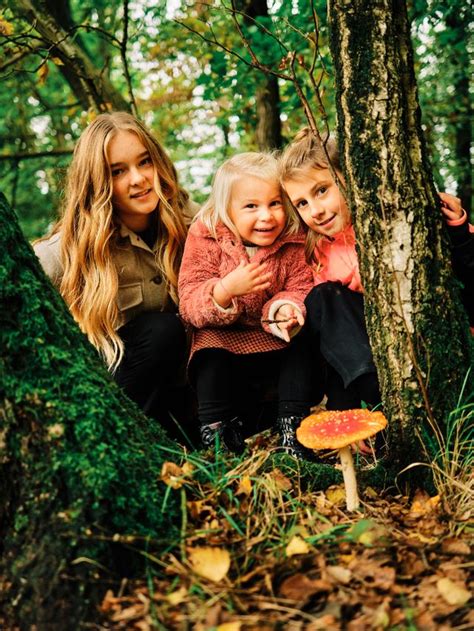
[286,535,310,556]
[436,577,471,606]
[188,546,230,582]
[217,623,242,631]
[37,62,49,87]
[166,586,187,605]
[372,602,390,628]
[410,532,438,545]
[161,462,184,489]
[364,486,379,499]
[182,461,195,476]
[325,485,346,506]
[236,475,252,495]
[409,491,440,517]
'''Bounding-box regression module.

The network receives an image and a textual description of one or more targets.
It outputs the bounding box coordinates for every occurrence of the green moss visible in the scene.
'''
[0,193,181,628]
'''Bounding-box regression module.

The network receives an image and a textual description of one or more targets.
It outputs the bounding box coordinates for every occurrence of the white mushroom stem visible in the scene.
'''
[339,446,360,511]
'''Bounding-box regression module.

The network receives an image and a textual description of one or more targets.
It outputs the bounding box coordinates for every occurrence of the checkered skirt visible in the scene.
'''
[190,325,287,364]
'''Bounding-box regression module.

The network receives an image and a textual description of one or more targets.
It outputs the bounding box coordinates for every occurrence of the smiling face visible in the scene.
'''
[107,130,160,232]
[284,167,350,238]
[228,175,286,246]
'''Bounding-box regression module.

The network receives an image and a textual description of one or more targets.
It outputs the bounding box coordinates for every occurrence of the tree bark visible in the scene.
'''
[239,0,283,150]
[0,193,178,629]
[16,0,130,112]
[327,0,473,465]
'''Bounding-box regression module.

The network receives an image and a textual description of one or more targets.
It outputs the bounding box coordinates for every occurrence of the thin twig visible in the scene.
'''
[120,0,138,116]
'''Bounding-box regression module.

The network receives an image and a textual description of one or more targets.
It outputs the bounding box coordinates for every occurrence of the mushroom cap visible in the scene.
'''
[296,409,387,450]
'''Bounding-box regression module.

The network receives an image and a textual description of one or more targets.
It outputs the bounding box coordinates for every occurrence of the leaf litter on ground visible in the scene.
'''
[96,434,472,630]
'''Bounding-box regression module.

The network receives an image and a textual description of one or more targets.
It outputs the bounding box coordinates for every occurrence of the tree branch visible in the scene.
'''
[120,0,138,116]
[15,0,130,112]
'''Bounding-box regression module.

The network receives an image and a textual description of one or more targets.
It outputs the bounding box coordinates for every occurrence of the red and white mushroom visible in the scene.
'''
[296,409,387,511]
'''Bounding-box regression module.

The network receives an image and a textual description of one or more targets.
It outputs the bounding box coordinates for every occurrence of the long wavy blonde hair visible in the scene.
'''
[198,151,300,239]
[44,112,188,371]
[279,128,342,265]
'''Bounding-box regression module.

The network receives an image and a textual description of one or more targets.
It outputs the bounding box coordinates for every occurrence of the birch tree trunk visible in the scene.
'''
[327,0,472,464]
[0,193,178,629]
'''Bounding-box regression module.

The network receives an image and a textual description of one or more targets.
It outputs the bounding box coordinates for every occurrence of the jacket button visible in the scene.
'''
[152,275,162,284]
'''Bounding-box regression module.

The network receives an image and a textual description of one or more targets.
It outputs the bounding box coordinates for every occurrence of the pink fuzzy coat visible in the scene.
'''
[178,220,313,359]
[313,225,363,293]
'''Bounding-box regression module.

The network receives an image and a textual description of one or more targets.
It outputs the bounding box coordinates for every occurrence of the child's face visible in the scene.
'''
[284,167,350,238]
[107,130,159,232]
[229,176,286,246]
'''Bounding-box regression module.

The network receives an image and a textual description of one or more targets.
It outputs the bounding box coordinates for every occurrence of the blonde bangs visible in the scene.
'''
[198,151,298,239]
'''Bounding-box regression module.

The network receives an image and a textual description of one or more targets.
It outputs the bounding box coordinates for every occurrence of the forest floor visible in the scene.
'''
[95,431,473,631]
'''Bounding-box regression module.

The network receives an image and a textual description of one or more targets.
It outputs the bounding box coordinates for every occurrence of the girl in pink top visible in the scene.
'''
[280,128,472,415]
[279,129,379,414]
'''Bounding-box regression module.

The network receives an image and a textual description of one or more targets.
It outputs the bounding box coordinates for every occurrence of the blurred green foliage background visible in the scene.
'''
[0,0,471,240]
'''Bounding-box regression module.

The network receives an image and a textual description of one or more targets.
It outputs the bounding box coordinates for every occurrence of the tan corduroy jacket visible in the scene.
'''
[34,205,197,329]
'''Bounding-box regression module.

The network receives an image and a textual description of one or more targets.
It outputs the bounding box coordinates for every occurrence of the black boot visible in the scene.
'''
[200,417,246,454]
[277,416,319,461]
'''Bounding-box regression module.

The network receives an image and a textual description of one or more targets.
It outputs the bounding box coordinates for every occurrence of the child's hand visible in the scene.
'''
[274,303,305,343]
[214,260,272,307]
[439,192,464,222]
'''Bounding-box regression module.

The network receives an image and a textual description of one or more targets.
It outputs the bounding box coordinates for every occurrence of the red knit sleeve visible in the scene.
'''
[178,224,243,328]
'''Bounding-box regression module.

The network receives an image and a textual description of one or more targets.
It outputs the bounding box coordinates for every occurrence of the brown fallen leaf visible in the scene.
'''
[111,601,148,622]
[278,573,331,600]
[188,546,231,582]
[441,537,471,556]
[100,589,119,613]
[268,468,292,491]
[306,615,340,630]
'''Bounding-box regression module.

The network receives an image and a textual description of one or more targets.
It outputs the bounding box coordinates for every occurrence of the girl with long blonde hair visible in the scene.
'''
[35,112,195,421]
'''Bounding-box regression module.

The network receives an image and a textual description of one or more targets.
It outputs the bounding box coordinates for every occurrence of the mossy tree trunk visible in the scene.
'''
[327,0,472,465]
[0,194,179,629]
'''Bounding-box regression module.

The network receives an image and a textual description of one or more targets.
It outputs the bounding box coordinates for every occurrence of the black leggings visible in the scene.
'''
[304,282,381,410]
[115,311,188,418]
[193,333,323,426]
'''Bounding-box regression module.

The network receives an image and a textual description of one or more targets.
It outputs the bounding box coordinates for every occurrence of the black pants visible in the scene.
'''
[193,332,324,427]
[115,311,189,421]
[304,282,381,410]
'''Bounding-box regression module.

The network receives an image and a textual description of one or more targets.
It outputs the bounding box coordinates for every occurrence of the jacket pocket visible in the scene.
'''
[117,282,143,313]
